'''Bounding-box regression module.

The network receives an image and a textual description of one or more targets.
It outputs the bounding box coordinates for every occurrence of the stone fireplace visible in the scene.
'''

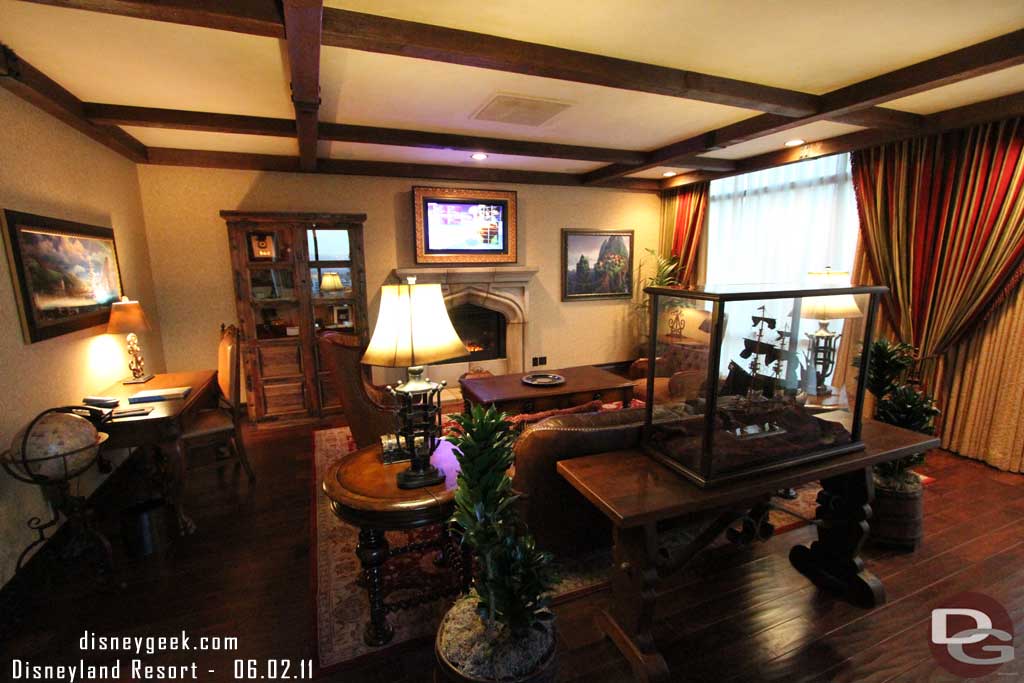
[388,266,538,386]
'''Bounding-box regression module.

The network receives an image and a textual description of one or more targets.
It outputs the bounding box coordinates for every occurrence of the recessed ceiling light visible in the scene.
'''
[784,139,805,147]
[662,171,678,177]
[471,153,488,160]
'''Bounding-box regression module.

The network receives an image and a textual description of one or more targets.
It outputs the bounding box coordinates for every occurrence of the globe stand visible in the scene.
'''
[1,406,116,584]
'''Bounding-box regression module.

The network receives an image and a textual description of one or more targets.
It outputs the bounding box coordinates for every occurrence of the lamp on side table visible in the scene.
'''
[361,277,468,489]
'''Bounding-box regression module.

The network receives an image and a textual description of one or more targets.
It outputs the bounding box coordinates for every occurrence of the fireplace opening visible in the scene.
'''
[445,303,506,363]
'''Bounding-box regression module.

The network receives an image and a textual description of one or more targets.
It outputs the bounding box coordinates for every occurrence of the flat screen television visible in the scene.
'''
[413,186,517,264]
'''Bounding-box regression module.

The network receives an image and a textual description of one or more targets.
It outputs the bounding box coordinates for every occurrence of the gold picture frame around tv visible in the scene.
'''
[413,186,517,264]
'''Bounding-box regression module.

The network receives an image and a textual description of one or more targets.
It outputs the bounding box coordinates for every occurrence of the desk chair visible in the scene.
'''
[177,324,255,481]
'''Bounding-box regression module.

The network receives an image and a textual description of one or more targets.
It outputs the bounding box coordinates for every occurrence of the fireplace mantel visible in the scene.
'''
[391,266,538,374]
[393,266,538,285]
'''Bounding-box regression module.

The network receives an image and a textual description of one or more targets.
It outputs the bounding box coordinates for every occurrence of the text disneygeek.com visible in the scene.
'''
[10,630,314,681]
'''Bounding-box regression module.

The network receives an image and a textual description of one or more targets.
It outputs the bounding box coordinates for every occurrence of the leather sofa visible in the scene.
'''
[512,407,667,557]
[630,342,709,403]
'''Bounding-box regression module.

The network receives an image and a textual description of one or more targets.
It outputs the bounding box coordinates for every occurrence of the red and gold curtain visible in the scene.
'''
[851,117,1024,390]
[661,181,710,287]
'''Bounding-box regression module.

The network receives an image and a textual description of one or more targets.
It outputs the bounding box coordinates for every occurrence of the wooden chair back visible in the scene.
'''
[217,324,242,415]
[318,331,398,449]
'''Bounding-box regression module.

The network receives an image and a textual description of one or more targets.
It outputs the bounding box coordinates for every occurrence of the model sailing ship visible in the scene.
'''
[720,305,800,439]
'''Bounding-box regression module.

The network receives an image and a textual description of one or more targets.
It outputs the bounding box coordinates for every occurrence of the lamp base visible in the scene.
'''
[396,463,445,490]
[123,374,155,385]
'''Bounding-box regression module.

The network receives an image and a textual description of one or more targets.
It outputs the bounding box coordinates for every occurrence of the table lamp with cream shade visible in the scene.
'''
[801,268,864,395]
[362,277,468,489]
[107,296,153,384]
[319,270,344,297]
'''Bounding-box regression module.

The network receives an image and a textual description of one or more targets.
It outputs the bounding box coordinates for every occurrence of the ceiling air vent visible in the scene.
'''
[471,94,571,127]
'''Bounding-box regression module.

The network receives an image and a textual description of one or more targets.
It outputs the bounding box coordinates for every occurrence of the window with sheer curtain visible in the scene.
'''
[704,153,860,380]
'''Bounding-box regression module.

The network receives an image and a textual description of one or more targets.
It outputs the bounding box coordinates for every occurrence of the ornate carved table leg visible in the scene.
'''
[789,467,886,608]
[356,527,394,646]
[597,523,670,683]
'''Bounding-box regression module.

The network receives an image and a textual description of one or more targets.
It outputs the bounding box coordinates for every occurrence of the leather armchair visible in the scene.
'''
[513,408,657,557]
[629,342,710,403]
[318,332,398,449]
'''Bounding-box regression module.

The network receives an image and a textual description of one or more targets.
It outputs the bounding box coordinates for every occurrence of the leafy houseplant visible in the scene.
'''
[866,339,939,548]
[634,249,682,348]
[436,405,557,682]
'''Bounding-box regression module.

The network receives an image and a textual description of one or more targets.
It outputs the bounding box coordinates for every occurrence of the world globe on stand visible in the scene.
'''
[4,410,108,483]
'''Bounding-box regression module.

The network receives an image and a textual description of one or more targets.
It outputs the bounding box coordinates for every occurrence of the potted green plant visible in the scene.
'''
[866,339,940,549]
[634,248,682,349]
[436,405,557,683]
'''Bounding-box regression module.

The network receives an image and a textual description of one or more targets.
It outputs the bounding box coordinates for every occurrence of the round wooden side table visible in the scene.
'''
[322,440,471,647]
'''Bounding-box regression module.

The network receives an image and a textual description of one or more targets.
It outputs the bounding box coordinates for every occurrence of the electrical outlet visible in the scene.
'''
[531,356,539,367]
[539,356,547,365]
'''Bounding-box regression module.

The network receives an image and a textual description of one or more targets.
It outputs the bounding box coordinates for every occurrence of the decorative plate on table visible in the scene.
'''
[521,373,565,386]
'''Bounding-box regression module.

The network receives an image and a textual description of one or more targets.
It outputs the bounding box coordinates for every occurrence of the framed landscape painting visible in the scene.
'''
[561,229,634,301]
[2,210,123,343]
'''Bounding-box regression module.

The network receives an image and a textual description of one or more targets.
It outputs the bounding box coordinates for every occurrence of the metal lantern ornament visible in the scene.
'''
[362,278,468,489]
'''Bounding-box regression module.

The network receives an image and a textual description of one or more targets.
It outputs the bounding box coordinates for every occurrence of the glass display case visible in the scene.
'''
[641,282,888,487]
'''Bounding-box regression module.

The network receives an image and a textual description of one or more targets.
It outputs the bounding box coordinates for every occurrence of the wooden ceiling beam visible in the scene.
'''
[317,9,819,117]
[586,29,1024,183]
[281,0,323,172]
[660,90,1024,191]
[83,103,296,135]
[819,29,1024,117]
[0,45,147,162]
[20,0,819,117]
[83,103,649,163]
[143,148,661,191]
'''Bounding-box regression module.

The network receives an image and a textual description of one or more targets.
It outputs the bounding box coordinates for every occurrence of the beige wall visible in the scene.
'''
[136,167,661,373]
[0,90,165,584]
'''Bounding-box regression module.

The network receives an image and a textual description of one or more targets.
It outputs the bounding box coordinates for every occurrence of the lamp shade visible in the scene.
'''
[320,271,344,293]
[801,269,863,320]
[361,281,468,367]
[107,297,151,333]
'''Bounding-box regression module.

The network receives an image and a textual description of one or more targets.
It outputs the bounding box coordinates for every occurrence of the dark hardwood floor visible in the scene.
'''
[2,421,1022,682]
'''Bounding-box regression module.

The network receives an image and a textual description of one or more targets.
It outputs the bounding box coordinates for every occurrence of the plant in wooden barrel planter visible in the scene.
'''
[437,405,557,683]
[866,340,940,550]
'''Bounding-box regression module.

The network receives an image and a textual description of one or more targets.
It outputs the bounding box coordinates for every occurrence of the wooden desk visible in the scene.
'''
[101,370,218,532]
[459,365,634,415]
[322,440,470,647]
[557,419,939,682]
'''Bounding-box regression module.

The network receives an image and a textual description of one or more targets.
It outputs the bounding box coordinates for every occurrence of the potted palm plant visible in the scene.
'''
[866,339,940,549]
[634,248,682,349]
[436,405,557,683]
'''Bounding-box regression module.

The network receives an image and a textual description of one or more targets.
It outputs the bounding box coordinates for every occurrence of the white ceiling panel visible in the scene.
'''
[885,64,1024,115]
[702,121,867,160]
[121,128,299,156]
[319,48,753,151]
[0,0,294,118]
[627,166,699,180]
[321,141,603,173]
[325,0,1024,94]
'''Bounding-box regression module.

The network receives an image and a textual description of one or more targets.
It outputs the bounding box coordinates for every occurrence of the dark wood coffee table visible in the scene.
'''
[557,415,939,682]
[459,365,634,415]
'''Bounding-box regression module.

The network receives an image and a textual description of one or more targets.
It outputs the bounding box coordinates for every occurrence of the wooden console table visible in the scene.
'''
[460,365,633,415]
[557,417,939,682]
[322,440,471,646]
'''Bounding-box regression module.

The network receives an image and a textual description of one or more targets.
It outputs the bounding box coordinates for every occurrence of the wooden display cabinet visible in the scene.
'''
[222,211,368,423]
